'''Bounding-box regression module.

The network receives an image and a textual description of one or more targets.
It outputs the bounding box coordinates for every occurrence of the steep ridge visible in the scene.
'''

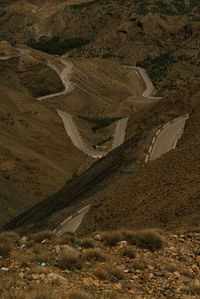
[2,87,194,234]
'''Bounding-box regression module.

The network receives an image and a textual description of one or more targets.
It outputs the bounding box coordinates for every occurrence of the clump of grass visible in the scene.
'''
[190,279,200,295]
[2,289,27,299]
[57,251,82,270]
[103,290,128,299]
[0,231,20,243]
[0,241,13,257]
[29,285,58,299]
[93,267,108,280]
[28,230,55,243]
[80,238,94,248]
[100,231,123,246]
[120,245,136,259]
[121,229,165,251]
[56,232,80,246]
[82,249,106,262]
[165,263,194,278]
[105,264,125,280]
[67,289,91,299]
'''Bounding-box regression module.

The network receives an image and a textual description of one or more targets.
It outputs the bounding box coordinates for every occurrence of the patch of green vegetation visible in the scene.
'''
[26,36,90,55]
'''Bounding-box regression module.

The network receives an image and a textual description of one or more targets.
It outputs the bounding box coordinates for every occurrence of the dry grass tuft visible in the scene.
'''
[80,238,94,248]
[56,232,80,246]
[2,289,26,299]
[105,264,125,280]
[0,241,13,257]
[28,230,55,243]
[0,231,20,243]
[57,251,82,270]
[93,267,108,280]
[82,248,107,262]
[165,263,195,278]
[190,279,200,295]
[121,229,165,251]
[67,289,91,299]
[103,290,128,298]
[120,245,136,259]
[100,231,123,246]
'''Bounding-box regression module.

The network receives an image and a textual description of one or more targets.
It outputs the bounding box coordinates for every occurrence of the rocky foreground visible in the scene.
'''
[0,229,200,298]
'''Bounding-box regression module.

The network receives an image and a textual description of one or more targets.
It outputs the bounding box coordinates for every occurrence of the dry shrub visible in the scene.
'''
[2,289,27,299]
[57,250,82,270]
[100,231,123,246]
[28,284,59,299]
[0,241,13,257]
[190,279,200,295]
[28,231,55,243]
[105,264,125,280]
[82,248,106,262]
[120,245,135,259]
[121,229,165,251]
[93,267,108,280]
[0,231,20,243]
[165,263,194,278]
[67,289,91,299]
[103,290,128,299]
[80,238,94,248]
[56,232,80,246]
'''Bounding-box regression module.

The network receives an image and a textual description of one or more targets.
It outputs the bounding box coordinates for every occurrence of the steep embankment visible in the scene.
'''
[0,171,38,223]
[79,105,200,235]
[2,84,196,234]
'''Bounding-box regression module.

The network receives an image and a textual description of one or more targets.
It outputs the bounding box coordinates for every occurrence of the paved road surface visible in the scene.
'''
[112,118,128,150]
[37,59,74,101]
[149,114,189,161]
[55,205,91,236]
[57,110,107,158]
[125,66,162,100]
[0,48,30,60]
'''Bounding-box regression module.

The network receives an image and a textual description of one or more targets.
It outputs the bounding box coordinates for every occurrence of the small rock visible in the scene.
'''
[47,273,67,284]
[179,275,190,283]
[32,274,40,280]
[149,273,154,279]
[191,264,200,274]
[19,272,24,279]
[154,272,164,277]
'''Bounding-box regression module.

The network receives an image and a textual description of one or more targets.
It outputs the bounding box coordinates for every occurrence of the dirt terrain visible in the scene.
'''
[1,1,200,243]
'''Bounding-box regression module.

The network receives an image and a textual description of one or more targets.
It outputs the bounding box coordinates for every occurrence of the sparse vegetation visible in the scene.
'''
[80,238,94,248]
[93,267,108,280]
[131,259,146,270]
[120,245,136,259]
[67,289,91,299]
[0,231,20,243]
[82,248,107,262]
[104,264,125,281]
[121,229,166,251]
[28,231,55,243]
[100,231,123,246]
[57,251,82,270]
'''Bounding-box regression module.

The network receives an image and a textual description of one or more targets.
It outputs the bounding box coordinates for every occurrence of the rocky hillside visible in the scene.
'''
[0,229,200,298]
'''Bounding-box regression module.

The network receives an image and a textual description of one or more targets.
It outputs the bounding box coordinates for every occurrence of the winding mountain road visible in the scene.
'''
[146,114,189,163]
[37,59,74,101]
